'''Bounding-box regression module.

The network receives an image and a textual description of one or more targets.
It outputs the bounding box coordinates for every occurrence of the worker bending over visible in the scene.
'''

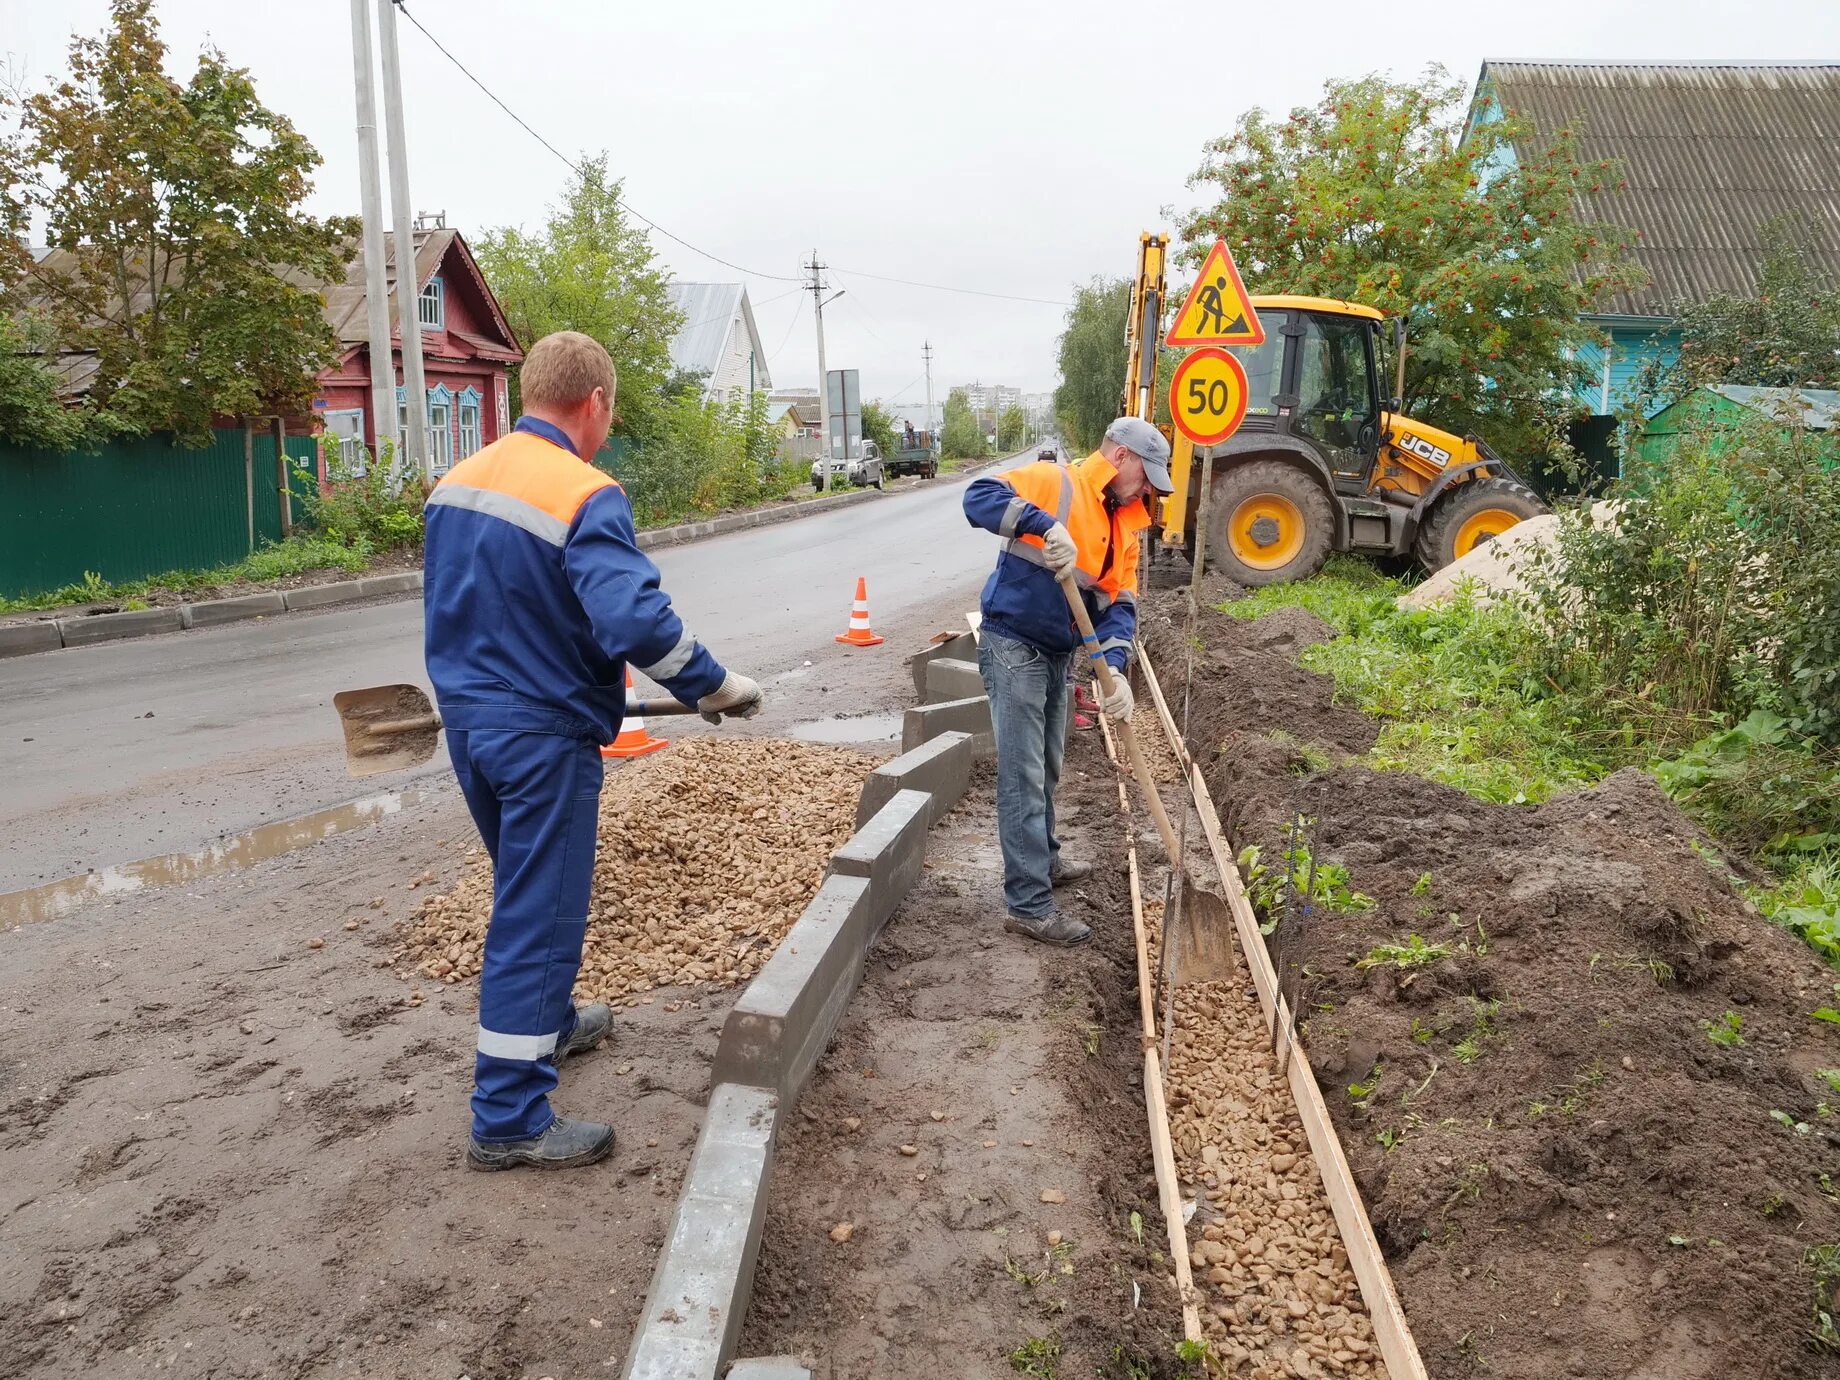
[962,417,1173,946]
[424,331,762,1171]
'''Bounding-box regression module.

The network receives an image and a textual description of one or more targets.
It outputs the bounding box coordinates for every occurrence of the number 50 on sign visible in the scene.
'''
[1168,347,1249,447]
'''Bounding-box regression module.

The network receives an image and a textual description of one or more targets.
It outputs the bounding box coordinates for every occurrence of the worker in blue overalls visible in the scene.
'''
[424,331,763,1171]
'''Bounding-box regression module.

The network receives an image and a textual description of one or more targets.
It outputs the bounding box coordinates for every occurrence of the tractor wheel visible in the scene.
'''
[1413,477,1548,573]
[1207,459,1335,587]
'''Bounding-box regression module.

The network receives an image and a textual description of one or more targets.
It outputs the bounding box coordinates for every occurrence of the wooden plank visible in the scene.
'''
[1137,644,1428,1380]
[1098,710,1202,1341]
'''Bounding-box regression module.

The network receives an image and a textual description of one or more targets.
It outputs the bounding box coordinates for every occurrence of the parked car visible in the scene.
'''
[810,440,885,490]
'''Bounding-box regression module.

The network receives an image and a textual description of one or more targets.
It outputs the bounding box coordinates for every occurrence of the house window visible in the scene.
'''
[427,384,453,474]
[457,386,482,460]
[419,277,444,330]
[323,408,367,477]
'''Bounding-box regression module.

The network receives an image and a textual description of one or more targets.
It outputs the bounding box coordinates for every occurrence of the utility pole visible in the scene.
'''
[922,340,934,440]
[377,0,431,479]
[349,0,395,475]
[806,249,843,492]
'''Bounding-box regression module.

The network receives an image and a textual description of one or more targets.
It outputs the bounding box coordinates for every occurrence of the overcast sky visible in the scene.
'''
[7,0,1839,411]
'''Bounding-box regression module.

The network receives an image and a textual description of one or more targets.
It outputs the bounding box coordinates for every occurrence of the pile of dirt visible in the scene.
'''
[402,737,875,1004]
[1144,591,1840,1379]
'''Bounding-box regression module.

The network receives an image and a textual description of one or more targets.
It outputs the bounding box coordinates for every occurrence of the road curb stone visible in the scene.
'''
[56,606,186,647]
[187,592,287,627]
[0,622,63,658]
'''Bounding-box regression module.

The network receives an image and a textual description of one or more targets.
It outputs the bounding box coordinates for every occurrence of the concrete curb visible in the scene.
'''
[728,1359,813,1380]
[856,730,973,829]
[626,736,967,1376]
[903,695,994,757]
[924,655,983,705]
[906,630,977,700]
[280,579,369,612]
[0,621,63,658]
[56,606,185,647]
[620,1083,780,1380]
[186,591,286,627]
[710,873,874,1107]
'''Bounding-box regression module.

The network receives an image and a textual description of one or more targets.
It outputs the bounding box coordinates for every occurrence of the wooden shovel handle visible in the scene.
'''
[1056,575,1183,864]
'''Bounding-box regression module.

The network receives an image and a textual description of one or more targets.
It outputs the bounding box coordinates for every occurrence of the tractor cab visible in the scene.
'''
[1229,296,1389,491]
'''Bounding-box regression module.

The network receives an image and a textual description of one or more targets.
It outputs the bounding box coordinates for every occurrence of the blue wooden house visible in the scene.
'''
[1465,61,1840,465]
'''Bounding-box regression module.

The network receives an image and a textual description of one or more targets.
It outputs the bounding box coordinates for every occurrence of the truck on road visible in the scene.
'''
[885,430,940,480]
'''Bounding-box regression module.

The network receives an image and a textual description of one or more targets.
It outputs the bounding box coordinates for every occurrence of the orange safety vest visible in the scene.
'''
[997,452,1149,617]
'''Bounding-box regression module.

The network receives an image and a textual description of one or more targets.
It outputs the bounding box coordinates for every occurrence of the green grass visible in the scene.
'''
[0,533,373,613]
[1221,557,1840,972]
[1008,1336,1060,1377]
[1222,556,1612,804]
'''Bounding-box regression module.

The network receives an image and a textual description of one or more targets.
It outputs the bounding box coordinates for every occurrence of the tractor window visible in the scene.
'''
[1295,314,1376,468]
[1229,309,1289,415]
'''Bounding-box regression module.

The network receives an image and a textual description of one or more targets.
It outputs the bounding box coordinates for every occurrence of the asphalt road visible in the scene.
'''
[0,458,1029,891]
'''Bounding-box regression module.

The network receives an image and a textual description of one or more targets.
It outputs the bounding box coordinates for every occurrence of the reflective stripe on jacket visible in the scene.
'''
[423,418,726,743]
[962,452,1147,669]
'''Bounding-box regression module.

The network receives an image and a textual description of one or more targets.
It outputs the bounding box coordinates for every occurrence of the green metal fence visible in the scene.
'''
[0,427,320,599]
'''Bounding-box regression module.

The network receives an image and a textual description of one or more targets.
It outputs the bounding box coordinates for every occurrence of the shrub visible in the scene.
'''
[294,437,426,552]
[1516,408,1840,750]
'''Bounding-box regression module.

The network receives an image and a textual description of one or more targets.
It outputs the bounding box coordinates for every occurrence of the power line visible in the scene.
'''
[767,292,806,363]
[829,264,1071,308]
[393,1,803,283]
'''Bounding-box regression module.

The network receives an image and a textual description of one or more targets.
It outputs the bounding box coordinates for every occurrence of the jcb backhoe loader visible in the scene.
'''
[1125,236,1550,585]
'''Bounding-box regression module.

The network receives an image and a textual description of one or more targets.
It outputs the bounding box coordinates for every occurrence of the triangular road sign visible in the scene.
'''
[1165,240,1265,348]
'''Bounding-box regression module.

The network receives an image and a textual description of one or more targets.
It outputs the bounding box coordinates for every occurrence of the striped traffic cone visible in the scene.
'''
[602,668,670,758]
[834,577,884,647]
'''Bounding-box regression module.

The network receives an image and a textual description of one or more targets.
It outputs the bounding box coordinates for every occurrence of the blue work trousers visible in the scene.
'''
[977,628,1071,918]
[447,729,603,1143]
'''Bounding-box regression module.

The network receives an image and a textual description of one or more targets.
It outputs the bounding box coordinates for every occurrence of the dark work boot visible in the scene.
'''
[468,1116,616,1171]
[551,1002,613,1068]
[1049,858,1093,887]
[1004,909,1093,947]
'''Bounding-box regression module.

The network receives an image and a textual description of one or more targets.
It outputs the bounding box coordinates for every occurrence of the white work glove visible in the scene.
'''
[1040,521,1078,576]
[1098,672,1134,723]
[697,671,764,724]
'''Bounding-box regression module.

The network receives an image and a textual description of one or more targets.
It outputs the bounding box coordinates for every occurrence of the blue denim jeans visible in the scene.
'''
[977,628,1070,918]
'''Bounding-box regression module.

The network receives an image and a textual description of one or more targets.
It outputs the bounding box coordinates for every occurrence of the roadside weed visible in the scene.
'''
[1702,1011,1746,1047]
[1009,1336,1061,1377]
[1412,872,1434,896]
[1807,1245,1840,1354]
[1356,935,1451,971]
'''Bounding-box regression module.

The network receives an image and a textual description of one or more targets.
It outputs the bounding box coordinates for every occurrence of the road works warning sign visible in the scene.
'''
[1165,240,1264,348]
[1168,347,1250,447]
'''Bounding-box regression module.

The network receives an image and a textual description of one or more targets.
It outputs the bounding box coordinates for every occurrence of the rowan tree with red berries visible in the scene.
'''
[1180,67,1644,459]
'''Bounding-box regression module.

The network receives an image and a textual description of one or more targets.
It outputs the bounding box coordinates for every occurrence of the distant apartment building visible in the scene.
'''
[955,382,1022,417]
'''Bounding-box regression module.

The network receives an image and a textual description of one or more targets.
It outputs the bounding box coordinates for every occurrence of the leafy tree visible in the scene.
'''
[476,155,681,438]
[0,314,81,449]
[1179,66,1644,459]
[1645,216,1840,402]
[0,0,357,446]
[940,387,986,459]
[998,405,1027,450]
[861,399,898,456]
[1055,276,1130,451]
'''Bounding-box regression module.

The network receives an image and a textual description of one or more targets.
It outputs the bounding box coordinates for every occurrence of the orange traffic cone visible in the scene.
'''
[835,577,884,647]
[602,668,669,758]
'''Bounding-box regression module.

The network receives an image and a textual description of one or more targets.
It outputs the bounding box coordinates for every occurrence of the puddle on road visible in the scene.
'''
[0,787,429,929]
[789,713,903,745]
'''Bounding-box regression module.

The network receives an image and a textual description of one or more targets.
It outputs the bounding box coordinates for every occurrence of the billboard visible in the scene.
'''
[826,369,862,461]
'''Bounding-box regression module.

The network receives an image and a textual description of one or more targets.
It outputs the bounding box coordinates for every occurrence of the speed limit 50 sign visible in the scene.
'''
[1168,347,1249,447]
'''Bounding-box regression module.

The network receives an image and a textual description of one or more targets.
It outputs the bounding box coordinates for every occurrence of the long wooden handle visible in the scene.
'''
[1057,575,1183,864]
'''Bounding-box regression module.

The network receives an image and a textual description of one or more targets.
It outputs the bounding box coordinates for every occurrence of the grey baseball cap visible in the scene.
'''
[1104,416,1174,493]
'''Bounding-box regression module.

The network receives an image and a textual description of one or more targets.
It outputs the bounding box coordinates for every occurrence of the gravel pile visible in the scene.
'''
[1154,900,1388,1379]
[402,737,875,1005]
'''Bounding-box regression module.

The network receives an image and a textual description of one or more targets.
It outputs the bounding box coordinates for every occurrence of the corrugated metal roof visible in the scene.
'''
[1481,62,1840,317]
[666,282,744,378]
[1712,383,1839,429]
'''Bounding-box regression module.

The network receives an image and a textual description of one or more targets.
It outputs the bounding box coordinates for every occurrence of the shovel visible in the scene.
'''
[332,683,698,778]
[1056,577,1238,985]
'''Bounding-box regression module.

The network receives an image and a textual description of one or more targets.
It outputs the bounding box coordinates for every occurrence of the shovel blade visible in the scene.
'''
[1172,885,1239,985]
[334,683,441,778]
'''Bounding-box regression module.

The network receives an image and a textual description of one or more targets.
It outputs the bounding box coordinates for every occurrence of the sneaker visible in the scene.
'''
[1004,909,1093,947]
[1049,858,1093,886]
[1073,683,1100,715]
[1072,711,1097,732]
[467,1116,616,1171]
[551,1002,612,1067]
